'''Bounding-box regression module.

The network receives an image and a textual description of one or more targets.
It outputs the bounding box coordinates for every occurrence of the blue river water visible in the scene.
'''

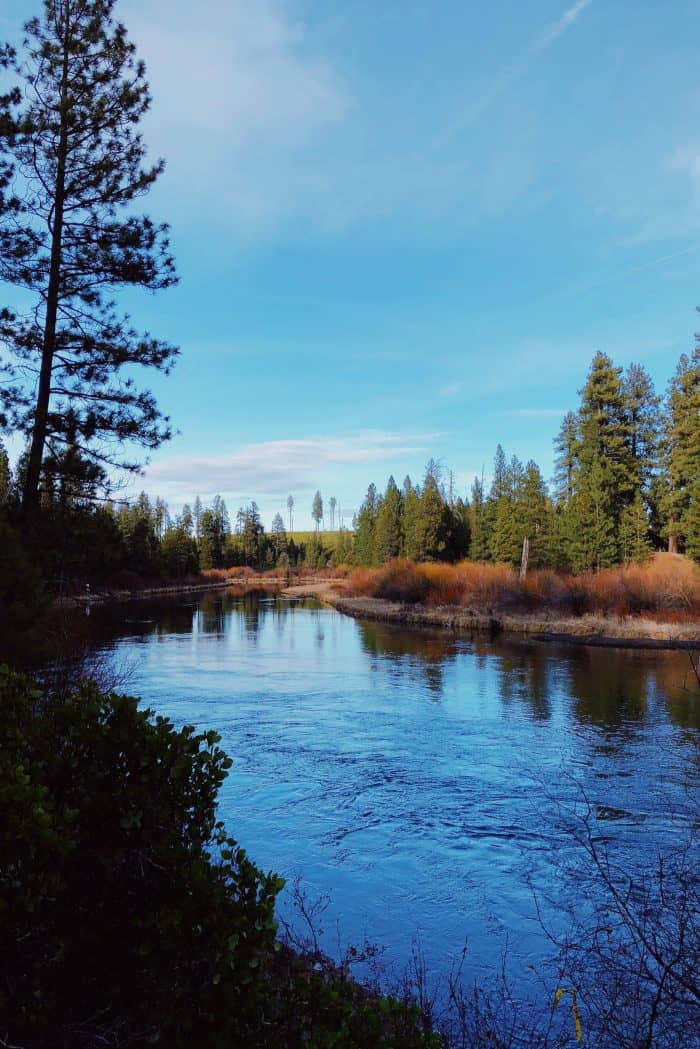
[86,589,700,996]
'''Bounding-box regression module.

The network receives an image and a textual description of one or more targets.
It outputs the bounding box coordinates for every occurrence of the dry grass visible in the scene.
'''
[347,554,700,622]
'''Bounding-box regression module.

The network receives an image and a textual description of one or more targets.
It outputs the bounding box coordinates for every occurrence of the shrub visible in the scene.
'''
[347,555,700,622]
[0,669,439,1048]
[0,514,47,666]
[0,667,281,1047]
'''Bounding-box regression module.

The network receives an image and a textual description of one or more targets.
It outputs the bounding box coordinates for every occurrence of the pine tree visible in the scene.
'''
[618,491,652,564]
[311,490,323,533]
[235,503,263,567]
[374,476,402,563]
[662,345,700,557]
[354,483,379,565]
[0,0,178,514]
[416,466,451,561]
[553,411,579,506]
[0,439,10,502]
[179,504,194,539]
[487,448,520,565]
[468,476,489,561]
[623,362,660,495]
[193,496,202,541]
[568,457,617,572]
[270,512,287,562]
[518,460,551,568]
[577,352,637,560]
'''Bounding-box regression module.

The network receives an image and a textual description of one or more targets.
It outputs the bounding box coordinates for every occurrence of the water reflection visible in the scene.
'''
[81,592,700,998]
[356,620,462,695]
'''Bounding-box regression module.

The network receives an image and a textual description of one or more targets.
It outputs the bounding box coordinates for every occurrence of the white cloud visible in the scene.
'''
[538,0,593,48]
[138,430,435,505]
[126,0,350,151]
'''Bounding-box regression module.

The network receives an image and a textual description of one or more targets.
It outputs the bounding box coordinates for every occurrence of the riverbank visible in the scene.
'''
[60,574,700,650]
[284,581,700,650]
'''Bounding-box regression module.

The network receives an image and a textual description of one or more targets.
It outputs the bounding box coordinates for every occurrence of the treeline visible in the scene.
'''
[1,346,697,584]
[0,459,347,583]
[352,347,700,571]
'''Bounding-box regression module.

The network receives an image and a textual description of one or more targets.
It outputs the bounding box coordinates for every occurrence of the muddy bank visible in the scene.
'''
[63,576,344,608]
[283,582,700,650]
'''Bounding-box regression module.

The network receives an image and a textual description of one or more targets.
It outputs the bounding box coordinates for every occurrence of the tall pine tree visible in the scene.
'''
[0,0,178,514]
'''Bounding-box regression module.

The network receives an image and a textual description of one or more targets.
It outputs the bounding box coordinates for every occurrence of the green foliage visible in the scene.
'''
[375,475,403,563]
[355,482,380,565]
[0,667,282,1047]
[161,522,199,577]
[0,668,440,1048]
[618,491,653,564]
[0,513,46,666]
[661,346,700,558]
[267,949,440,1048]
[0,437,10,502]
[0,0,179,511]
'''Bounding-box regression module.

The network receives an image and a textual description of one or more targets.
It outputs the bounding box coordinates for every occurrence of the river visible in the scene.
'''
[83,588,700,997]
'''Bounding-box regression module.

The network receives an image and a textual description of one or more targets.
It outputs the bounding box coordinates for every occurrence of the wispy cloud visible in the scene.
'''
[438,381,463,397]
[138,431,435,505]
[121,0,351,231]
[538,0,593,47]
[549,241,700,302]
[439,0,593,139]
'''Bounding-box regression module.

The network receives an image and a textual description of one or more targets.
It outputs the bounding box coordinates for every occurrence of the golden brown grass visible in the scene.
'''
[347,554,700,622]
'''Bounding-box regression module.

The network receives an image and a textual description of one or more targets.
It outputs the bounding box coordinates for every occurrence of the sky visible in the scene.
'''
[1,0,699,528]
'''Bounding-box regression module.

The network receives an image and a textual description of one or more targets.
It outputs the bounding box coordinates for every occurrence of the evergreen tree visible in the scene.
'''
[118,492,160,575]
[618,491,652,564]
[311,490,323,533]
[568,457,617,572]
[0,0,178,514]
[468,476,489,561]
[571,352,640,563]
[487,448,520,565]
[661,346,700,557]
[449,496,471,561]
[329,495,337,530]
[400,476,421,561]
[179,503,194,539]
[161,522,198,577]
[518,460,551,568]
[270,512,287,562]
[416,465,451,561]
[331,527,354,567]
[354,483,379,565]
[553,411,579,506]
[193,496,202,540]
[623,362,660,494]
[374,476,402,563]
[0,440,10,503]
[286,494,294,534]
[235,503,263,567]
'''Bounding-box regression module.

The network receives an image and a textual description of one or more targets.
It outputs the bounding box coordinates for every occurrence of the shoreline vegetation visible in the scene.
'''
[67,552,700,650]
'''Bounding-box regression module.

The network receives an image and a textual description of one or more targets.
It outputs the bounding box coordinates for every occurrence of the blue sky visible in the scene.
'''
[2,0,699,528]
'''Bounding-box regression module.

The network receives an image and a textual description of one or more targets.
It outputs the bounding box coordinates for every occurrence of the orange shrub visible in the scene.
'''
[346,554,700,621]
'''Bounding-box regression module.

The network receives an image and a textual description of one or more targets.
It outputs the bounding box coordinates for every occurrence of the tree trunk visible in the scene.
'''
[22,11,71,516]
[668,527,679,555]
[519,536,529,580]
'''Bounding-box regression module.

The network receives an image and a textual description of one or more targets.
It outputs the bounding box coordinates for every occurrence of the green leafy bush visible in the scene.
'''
[0,668,440,1048]
[0,667,282,1047]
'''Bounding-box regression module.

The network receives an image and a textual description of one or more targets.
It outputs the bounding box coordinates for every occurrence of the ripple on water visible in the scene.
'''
[88,594,700,995]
